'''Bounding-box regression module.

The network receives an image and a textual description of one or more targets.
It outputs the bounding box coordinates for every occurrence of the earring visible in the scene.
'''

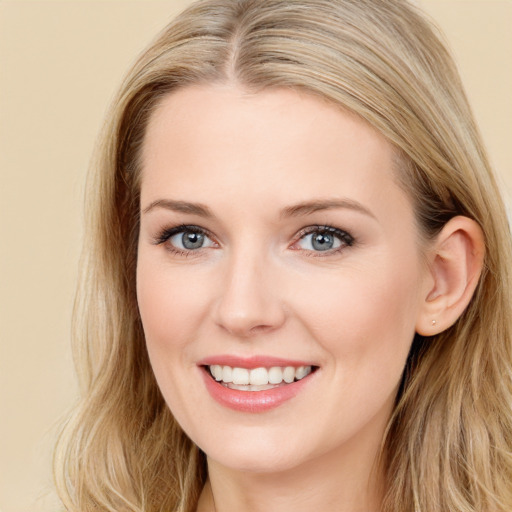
[431,319,437,326]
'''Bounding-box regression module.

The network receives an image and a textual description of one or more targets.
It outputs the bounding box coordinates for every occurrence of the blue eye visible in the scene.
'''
[156,226,216,252]
[296,226,353,253]
[154,224,352,255]
[170,231,208,250]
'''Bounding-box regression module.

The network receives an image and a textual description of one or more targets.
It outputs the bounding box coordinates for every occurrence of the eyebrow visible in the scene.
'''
[142,197,375,220]
[142,199,213,217]
[280,199,376,220]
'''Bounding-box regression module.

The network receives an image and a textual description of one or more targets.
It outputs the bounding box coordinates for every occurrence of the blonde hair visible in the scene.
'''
[54,1,512,511]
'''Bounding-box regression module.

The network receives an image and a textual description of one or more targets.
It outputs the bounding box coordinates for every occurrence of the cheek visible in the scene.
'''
[285,260,422,442]
[136,256,212,425]
[136,258,211,349]
[290,257,422,376]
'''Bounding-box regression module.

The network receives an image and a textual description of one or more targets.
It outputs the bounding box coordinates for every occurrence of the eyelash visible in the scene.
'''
[153,224,215,257]
[293,225,355,256]
[153,224,355,257]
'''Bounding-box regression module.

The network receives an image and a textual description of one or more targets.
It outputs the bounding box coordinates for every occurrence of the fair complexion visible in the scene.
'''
[136,84,484,512]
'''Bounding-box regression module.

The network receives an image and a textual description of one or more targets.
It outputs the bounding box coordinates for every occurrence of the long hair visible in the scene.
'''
[54,1,512,511]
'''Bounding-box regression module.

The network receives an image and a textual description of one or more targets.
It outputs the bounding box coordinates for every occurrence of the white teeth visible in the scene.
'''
[208,364,313,388]
[222,365,233,383]
[295,366,311,380]
[283,366,295,383]
[249,367,268,386]
[228,383,276,391]
[232,367,250,385]
[212,365,223,381]
[268,366,283,384]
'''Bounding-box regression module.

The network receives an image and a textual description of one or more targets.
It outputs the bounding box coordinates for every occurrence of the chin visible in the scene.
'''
[208,447,306,474]
[198,426,319,475]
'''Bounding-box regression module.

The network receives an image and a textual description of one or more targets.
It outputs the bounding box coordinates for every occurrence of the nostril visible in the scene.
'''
[249,324,275,334]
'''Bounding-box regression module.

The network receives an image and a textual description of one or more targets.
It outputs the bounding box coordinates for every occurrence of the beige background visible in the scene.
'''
[1,1,511,511]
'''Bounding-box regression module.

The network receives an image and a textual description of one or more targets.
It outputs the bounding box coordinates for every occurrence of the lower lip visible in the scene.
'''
[200,367,314,413]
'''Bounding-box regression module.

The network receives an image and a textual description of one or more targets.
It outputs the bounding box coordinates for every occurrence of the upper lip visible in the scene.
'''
[197,355,317,369]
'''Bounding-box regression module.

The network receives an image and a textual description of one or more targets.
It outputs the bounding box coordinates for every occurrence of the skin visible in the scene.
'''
[136,84,478,512]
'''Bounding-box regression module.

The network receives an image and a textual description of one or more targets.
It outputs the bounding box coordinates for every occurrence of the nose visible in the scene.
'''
[213,248,286,338]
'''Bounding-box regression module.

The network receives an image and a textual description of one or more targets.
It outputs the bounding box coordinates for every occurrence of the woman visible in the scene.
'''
[54,0,512,511]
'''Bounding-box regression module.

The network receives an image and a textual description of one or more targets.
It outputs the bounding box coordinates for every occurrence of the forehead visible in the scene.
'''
[140,84,412,225]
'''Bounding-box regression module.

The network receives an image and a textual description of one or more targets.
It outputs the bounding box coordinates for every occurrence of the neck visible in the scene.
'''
[197,428,386,512]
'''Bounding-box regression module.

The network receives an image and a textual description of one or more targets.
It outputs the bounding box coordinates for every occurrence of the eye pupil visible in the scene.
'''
[312,232,334,251]
[182,232,204,249]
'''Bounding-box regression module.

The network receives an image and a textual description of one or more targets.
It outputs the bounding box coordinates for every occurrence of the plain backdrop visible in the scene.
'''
[1,1,511,511]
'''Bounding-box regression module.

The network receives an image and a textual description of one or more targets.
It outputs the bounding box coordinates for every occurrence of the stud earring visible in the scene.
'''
[431,319,437,326]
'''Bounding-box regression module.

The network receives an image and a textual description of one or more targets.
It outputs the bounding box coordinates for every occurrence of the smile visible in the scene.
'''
[208,364,313,391]
[199,359,318,412]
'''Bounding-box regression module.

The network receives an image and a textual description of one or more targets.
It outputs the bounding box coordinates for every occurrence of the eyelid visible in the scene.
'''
[152,223,354,257]
[152,224,218,252]
[291,225,355,254]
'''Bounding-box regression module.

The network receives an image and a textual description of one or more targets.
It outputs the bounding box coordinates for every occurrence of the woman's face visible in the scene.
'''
[137,85,432,473]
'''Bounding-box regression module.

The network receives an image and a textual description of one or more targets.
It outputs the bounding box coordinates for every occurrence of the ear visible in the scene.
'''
[416,216,485,336]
